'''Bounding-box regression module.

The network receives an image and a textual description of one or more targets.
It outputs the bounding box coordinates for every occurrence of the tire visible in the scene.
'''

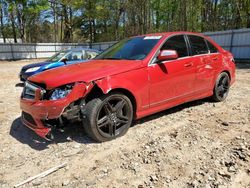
[212,72,230,102]
[82,92,133,142]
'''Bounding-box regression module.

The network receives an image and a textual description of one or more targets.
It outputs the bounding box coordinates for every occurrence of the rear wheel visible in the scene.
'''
[212,72,230,102]
[82,92,133,142]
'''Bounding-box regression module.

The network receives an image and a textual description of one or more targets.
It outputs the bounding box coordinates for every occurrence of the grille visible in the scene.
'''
[22,112,36,126]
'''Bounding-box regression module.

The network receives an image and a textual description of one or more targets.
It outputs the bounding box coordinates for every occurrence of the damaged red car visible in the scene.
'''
[20,32,235,142]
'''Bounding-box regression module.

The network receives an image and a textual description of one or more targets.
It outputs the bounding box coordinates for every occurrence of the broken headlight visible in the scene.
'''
[50,84,73,100]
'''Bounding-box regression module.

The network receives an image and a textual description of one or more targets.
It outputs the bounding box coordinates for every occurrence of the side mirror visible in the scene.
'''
[61,58,68,64]
[157,50,178,61]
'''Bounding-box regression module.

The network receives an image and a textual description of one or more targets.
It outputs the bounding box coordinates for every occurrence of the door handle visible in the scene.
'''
[184,62,193,67]
[212,57,218,61]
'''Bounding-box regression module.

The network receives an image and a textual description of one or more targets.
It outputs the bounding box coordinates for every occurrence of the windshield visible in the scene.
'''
[47,51,67,62]
[96,36,162,60]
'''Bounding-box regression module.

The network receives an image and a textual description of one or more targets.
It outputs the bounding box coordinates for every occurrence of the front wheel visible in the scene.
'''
[212,72,230,102]
[82,92,133,142]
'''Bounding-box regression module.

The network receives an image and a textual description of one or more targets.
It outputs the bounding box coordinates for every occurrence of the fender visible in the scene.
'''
[94,74,145,114]
[212,55,235,87]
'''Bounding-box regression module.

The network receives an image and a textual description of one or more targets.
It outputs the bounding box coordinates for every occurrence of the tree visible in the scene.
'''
[0,0,6,42]
[0,0,249,43]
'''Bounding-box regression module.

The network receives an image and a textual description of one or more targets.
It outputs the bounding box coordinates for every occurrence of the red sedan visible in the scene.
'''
[20,32,236,142]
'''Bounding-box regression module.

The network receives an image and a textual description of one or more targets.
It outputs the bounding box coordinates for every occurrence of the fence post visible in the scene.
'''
[10,43,14,60]
[35,43,37,59]
[229,30,235,52]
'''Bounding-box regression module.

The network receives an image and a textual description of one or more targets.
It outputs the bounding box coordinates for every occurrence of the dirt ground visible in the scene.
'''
[0,59,249,188]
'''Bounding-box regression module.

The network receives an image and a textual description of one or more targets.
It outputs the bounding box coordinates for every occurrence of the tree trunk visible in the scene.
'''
[60,15,63,42]
[88,0,93,47]
[247,12,250,28]
[155,6,160,29]
[16,7,26,42]
[246,0,250,27]
[89,17,93,47]
[143,1,147,34]
[115,1,123,40]
[123,11,126,38]
[10,11,17,43]
[63,5,71,43]
[201,0,206,32]
[92,19,96,42]
[0,5,6,43]
[182,0,187,30]
[51,1,57,43]
[69,7,73,41]
[234,1,242,29]
[212,0,218,31]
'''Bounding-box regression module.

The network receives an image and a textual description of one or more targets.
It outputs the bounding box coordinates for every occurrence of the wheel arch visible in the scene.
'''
[212,70,231,93]
[85,83,138,118]
[221,70,231,80]
[108,88,137,117]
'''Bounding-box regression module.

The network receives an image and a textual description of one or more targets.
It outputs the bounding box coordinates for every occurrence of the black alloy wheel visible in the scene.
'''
[212,72,230,102]
[83,92,133,142]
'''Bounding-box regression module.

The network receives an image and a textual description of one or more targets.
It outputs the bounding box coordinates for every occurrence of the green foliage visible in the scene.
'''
[0,0,249,43]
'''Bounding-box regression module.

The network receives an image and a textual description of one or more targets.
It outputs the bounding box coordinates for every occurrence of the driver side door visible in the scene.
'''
[148,35,197,108]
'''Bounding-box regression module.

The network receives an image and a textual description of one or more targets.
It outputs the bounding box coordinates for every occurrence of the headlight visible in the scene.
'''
[50,86,73,100]
[25,67,40,73]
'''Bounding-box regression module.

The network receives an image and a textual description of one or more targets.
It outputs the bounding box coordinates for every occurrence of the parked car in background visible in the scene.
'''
[19,48,100,81]
[20,32,235,142]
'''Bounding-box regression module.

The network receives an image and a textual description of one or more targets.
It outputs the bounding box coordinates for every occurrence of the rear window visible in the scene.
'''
[188,35,209,55]
[206,40,218,53]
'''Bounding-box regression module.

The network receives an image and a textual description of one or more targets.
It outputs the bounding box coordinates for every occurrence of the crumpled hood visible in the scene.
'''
[29,60,142,89]
[22,61,52,70]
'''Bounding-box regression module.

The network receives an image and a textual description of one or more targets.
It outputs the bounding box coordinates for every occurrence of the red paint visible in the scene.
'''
[30,60,143,90]
[20,82,93,139]
[20,32,236,139]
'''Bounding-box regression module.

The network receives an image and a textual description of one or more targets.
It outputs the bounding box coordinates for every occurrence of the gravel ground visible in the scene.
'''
[0,60,249,188]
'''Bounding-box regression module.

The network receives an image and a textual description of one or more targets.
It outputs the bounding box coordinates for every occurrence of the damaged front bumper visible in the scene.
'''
[20,82,93,140]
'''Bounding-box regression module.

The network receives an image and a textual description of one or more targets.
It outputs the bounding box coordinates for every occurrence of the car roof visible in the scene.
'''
[133,31,207,38]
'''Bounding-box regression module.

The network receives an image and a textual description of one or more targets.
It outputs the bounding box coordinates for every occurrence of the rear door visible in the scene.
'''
[187,35,216,92]
[205,39,222,72]
[148,35,196,107]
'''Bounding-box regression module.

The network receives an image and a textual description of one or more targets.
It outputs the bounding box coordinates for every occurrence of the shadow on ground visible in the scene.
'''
[236,62,250,69]
[134,98,211,125]
[10,118,94,151]
[10,98,212,150]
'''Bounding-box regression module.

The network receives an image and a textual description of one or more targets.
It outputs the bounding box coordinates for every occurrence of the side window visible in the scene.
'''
[82,50,88,59]
[66,51,83,61]
[86,51,98,59]
[206,40,218,53]
[188,35,209,55]
[161,35,188,58]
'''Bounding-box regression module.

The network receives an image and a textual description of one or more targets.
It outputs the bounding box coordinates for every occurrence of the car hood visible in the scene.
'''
[29,60,143,89]
[22,61,53,70]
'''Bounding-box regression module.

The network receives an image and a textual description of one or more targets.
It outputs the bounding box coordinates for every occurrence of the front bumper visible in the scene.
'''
[20,82,93,140]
